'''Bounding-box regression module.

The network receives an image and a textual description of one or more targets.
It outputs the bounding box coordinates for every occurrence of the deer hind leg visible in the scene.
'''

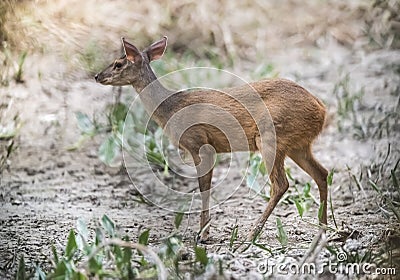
[288,146,328,225]
[191,145,215,241]
[249,136,289,241]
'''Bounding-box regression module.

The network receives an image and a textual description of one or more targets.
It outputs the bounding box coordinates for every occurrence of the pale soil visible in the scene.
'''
[1,0,399,279]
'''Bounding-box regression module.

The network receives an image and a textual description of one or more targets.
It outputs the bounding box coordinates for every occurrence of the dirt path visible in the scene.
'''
[1,0,399,279]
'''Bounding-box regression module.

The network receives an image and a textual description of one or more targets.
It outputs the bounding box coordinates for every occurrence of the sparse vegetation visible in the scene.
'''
[73,101,170,171]
[1,0,399,279]
[0,99,20,174]
[1,43,28,86]
[13,214,231,279]
[333,73,365,137]
[364,0,400,49]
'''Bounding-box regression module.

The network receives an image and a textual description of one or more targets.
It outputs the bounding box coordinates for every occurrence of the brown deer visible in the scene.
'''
[95,36,328,241]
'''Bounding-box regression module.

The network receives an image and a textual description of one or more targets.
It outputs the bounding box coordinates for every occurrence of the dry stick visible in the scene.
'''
[183,190,196,236]
[378,143,391,183]
[295,229,328,280]
[351,170,367,199]
[298,229,325,268]
[84,239,167,280]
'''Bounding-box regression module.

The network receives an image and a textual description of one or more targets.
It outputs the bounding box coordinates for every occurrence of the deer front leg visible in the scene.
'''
[249,135,288,241]
[197,170,213,241]
[191,145,215,241]
[248,154,288,241]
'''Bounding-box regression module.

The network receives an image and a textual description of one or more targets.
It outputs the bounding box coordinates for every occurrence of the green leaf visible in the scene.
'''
[329,189,338,229]
[51,243,59,264]
[16,255,26,280]
[101,215,115,237]
[195,246,208,266]
[15,51,27,82]
[88,256,102,274]
[122,236,133,263]
[98,135,120,165]
[318,201,325,222]
[65,229,77,259]
[327,169,334,186]
[368,180,381,194]
[51,260,68,278]
[276,218,288,247]
[76,219,88,250]
[259,161,267,176]
[75,112,95,135]
[294,199,304,218]
[174,212,184,230]
[110,103,129,126]
[74,271,88,280]
[229,225,238,249]
[303,182,311,197]
[138,229,150,245]
[252,242,273,254]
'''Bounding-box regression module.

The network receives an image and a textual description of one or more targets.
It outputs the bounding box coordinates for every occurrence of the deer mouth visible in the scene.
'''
[94,73,112,85]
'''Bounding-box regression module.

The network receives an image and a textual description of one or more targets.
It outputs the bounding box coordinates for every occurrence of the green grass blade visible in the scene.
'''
[16,255,26,280]
[229,225,238,249]
[65,229,77,259]
[138,229,150,246]
[174,212,184,230]
[276,218,288,247]
[195,246,208,266]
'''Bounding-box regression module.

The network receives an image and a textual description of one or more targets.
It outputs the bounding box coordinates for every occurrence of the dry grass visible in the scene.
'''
[3,0,371,62]
[365,0,400,48]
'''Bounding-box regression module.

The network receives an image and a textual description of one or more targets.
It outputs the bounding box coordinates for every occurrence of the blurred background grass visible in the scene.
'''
[1,0,399,75]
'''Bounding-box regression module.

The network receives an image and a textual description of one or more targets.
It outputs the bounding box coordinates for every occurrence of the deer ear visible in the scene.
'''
[121,37,142,63]
[144,36,167,61]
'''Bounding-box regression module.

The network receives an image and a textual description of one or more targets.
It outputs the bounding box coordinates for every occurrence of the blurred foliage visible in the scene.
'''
[0,0,14,45]
[364,0,400,49]
[1,0,377,66]
[1,42,28,86]
[0,100,20,174]
[73,101,169,171]
[14,214,223,279]
[79,40,109,76]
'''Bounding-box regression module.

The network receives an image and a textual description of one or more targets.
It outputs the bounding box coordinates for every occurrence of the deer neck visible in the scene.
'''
[133,63,172,127]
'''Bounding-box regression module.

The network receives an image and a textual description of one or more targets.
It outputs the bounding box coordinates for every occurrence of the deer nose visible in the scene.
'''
[94,74,99,81]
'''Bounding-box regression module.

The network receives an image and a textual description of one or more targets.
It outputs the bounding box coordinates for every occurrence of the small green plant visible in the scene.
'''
[327,169,338,229]
[194,246,208,266]
[17,215,168,279]
[73,101,170,171]
[0,43,28,85]
[245,153,270,200]
[275,218,288,247]
[333,73,367,138]
[369,161,400,221]
[14,50,27,83]
[293,183,315,218]
[17,213,225,278]
[229,223,239,250]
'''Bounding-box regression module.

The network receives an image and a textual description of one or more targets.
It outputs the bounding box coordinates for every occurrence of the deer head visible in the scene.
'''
[95,36,168,90]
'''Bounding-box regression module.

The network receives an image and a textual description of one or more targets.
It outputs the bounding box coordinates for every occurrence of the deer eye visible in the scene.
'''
[113,61,123,69]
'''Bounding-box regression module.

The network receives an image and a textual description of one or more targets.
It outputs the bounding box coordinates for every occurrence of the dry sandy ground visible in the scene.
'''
[1,0,399,279]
